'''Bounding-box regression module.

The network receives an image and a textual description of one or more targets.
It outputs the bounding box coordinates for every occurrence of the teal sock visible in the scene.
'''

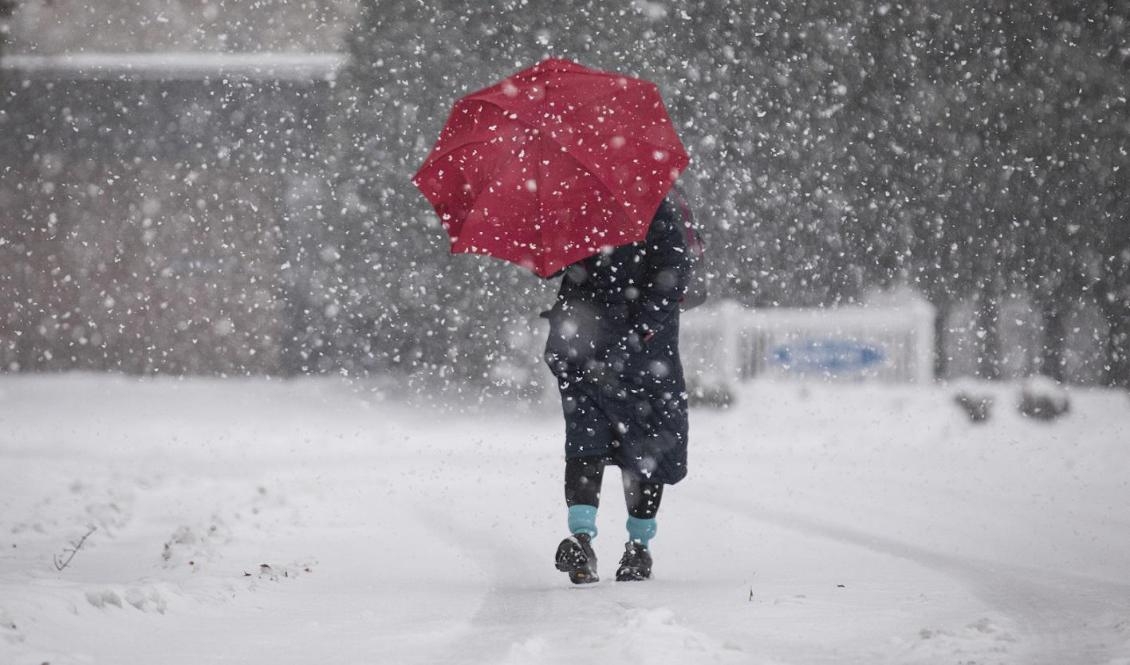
[626,516,657,548]
[568,504,598,538]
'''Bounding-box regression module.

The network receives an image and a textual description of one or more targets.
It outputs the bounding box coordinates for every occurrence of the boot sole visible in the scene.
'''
[615,568,651,582]
[555,538,599,585]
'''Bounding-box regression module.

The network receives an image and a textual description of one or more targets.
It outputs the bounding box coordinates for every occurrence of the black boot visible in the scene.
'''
[615,542,652,581]
[555,533,599,584]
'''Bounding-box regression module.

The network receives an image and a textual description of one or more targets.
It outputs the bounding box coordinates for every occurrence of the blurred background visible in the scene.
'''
[1,0,1127,392]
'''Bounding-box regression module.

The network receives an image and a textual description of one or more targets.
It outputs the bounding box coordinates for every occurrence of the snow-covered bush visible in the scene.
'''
[954,390,994,423]
[1018,376,1070,422]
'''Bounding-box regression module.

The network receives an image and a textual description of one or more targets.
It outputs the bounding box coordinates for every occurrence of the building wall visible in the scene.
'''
[0,71,333,374]
[5,0,357,54]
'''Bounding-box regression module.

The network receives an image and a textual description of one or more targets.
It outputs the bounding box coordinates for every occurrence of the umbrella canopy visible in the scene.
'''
[412,58,690,278]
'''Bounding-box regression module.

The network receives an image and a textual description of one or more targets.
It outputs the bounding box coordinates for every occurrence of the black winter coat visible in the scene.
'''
[542,197,690,485]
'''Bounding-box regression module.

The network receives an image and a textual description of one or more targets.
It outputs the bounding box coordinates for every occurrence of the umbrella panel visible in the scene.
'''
[414,59,689,277]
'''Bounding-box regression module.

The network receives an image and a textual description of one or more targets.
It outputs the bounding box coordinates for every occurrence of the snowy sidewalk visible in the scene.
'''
[1,375,1128,664]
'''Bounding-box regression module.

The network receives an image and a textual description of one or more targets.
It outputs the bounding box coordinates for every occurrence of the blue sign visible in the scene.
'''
[771,339,885,373]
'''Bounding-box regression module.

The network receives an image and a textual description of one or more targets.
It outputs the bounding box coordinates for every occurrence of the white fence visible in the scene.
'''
[681,295,936,386]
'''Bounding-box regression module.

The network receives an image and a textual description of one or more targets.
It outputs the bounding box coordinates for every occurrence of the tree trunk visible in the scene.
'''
[1102,303,1130,389]
[976,286,1002,380]
[934,299,950,379]
[1040,297,1067,382]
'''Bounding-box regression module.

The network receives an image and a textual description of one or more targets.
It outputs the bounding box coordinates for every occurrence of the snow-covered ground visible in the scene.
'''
[1,374,1127,665]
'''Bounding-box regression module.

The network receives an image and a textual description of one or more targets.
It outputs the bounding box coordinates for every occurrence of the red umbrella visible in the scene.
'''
[412,58,690,278]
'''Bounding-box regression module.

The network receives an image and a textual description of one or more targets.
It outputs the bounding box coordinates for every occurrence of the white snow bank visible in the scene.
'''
[1,374,1127,664]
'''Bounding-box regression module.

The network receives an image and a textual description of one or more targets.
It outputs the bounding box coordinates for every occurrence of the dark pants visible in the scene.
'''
[564,455,663,519]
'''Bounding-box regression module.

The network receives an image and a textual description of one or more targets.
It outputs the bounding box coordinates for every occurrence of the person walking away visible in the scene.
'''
[542,193,691,584]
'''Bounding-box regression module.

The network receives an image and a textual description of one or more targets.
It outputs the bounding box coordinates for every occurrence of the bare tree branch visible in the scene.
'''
[53,526,97,572]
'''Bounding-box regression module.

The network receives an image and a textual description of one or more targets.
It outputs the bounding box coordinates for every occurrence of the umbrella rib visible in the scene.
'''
[550,141,646,229]
[450,139,536,250]
[585,128,688,165]
[438,99,555,243]
[457,97,544,133]
[415,102,522,174]
[538,145,641,256]
[415,134,492,176]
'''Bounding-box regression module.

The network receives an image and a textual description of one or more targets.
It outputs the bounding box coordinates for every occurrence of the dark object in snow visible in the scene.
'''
[615,542,653,581]
[954,391,994,423]
[1018,377,1070,421]
[53,526,96,572]
[555,533,599,585]
[688,383,734,409]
